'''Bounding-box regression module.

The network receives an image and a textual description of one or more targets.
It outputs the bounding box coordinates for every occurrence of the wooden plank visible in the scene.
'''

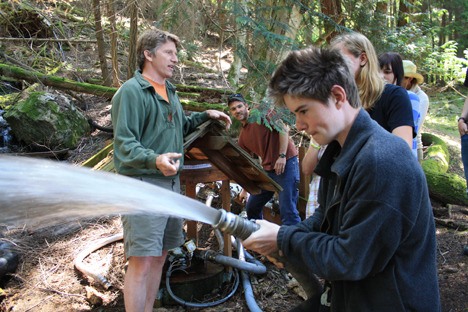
[185,182,198,243]
[192,135,228,150]
[81,142,114,168]
[180,164,229,185]
[201,149,263,195]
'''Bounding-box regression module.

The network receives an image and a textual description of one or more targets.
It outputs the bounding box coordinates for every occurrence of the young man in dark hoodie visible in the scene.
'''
[243,46,440,312]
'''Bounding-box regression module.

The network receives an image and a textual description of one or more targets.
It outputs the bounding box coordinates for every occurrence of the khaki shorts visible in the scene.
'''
[122,176,185,258]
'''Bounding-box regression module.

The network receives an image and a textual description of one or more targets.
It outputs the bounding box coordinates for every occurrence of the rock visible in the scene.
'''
[0,242,19,281]
[85,285,104,306]
[4,91,91,150]
[443,266,459,274]
[287,277,307,300]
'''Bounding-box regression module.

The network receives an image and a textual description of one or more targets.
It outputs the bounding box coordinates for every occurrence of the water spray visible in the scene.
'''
[213,209,259,240]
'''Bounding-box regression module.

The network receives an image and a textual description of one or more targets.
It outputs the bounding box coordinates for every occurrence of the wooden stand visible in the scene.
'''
[180,161,232,258]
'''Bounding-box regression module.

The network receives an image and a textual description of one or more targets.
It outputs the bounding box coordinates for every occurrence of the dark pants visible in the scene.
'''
[462,134,468,191]
[245,156,301,225]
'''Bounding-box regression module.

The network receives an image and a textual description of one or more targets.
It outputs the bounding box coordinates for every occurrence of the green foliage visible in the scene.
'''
[374,23,433,63]
[425,92,465,138]
[425,41,468,84]
[247,97,295,133]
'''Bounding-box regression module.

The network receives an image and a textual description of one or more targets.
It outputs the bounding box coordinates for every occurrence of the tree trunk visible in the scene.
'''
[439,11,447,46]
[92,0,111,86]
[227,0,247,87]
[397,0,410,27]
[0,64,116,99]
[277,4,302,62]
[106,0,120,87]
[320,0,342,44]
[127,0,138,80]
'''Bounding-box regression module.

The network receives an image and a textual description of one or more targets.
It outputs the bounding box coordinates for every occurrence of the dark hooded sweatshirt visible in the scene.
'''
[277,109,440,311]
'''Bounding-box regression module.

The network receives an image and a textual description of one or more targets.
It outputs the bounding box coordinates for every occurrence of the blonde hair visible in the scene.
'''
[331,32,384,110]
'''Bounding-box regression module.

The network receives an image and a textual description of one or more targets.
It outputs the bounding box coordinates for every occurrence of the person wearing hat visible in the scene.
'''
[403,60,430,162]
[227,93,301,225]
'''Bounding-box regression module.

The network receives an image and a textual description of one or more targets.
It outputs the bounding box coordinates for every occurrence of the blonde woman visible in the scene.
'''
[330,32,414,149]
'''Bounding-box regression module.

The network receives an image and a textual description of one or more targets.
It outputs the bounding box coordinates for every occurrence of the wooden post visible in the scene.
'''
[221,180,232,258]
[298,146,310,220]
[180,162,230,246]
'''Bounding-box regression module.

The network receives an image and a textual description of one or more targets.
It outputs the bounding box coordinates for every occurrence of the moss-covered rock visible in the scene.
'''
[4,91,91,149]
[424,170,468,206]
[421,132,468,205]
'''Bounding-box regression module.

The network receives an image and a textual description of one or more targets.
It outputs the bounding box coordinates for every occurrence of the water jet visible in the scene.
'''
[0,155,262,307]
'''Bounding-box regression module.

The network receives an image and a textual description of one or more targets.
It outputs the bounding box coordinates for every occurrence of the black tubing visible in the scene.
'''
[236,237,263,312]
[165,261,240,308]
[199,249,266,275]
[241,270,262,312]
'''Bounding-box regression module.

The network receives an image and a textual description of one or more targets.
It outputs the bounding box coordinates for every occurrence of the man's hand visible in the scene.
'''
[274,157,286,175]
[458,119,468,136]
[206,109,232,130]
[156,152,182,176]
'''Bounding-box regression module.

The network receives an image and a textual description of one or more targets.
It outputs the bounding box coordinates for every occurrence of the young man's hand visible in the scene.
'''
[242,219,280,256]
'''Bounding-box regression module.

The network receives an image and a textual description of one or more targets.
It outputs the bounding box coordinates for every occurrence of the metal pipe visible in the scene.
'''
[213,209,259,240]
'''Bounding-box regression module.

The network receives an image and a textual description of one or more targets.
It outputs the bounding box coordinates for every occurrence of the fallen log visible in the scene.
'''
[0,63,231,112]
[434,217,468,231]
[0,63,115,99]
[0,37,97,43]
[421,133,468,206]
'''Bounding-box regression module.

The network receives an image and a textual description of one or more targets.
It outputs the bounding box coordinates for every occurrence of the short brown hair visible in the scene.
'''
[269,46,361,109]
[136,28,180,70]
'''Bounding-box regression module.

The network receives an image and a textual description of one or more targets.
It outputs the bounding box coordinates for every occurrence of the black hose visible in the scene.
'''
[197,249,266,275]
[87,119,113,133]
[165,261,240,308]
[236,238,263,312]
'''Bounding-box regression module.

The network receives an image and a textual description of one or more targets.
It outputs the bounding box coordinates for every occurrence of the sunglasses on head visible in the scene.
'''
[228,93,243,100]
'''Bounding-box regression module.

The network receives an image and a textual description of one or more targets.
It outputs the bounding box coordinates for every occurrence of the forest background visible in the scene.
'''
[2,0,467,99]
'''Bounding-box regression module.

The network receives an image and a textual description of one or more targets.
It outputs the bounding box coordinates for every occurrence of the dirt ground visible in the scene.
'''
[1,33,467,312]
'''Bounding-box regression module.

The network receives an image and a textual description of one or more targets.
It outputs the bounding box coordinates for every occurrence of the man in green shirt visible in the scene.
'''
[111,28,231,312]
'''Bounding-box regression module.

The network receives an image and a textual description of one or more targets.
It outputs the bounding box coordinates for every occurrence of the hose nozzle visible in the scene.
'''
[213,209,259,240]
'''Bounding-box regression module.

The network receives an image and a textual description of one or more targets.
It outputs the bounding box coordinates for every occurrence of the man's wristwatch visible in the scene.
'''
[279,153,286,158]
[458,117,466,123]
